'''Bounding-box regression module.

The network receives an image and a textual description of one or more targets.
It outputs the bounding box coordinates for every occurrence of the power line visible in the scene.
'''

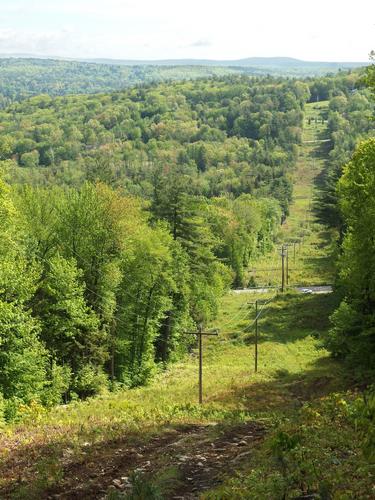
[244,294,276,332]
[245,294,277,372]
[263,246,280,286]
[213,300,251,330]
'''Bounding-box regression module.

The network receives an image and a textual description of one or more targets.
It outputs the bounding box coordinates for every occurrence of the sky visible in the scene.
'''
[0,0,373,62]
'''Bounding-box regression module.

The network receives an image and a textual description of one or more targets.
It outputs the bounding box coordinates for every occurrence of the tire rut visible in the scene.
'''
[44,420,266,499]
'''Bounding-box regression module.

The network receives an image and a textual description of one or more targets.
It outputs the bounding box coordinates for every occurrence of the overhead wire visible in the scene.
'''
[256,246,281,290]
[212,299,251,331]
[243,294,276,333]
[264,245,281,287]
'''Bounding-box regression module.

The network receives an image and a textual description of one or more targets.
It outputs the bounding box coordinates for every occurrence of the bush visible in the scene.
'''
[326,300,359,358]
[3,397,22,422]
[327,300,375,375]
[72,364,109,399]
[42,363,72,407]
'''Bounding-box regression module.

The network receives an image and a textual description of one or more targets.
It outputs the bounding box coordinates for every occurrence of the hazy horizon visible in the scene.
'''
[0,53,370,64]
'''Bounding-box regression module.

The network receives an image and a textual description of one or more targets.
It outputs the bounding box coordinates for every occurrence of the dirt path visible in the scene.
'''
[40,421,265,499]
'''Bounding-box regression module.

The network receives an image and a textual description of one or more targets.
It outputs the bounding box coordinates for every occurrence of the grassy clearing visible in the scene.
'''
[0,290,348,498]
[251,101,335,288]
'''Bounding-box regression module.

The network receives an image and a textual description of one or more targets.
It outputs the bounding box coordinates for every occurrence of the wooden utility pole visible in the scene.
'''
[286,245,289,286]
[184,325,219,404]
[281,244,286,292]
[250,298,273,373]
[198,326,203,403]
[255,300,258,373]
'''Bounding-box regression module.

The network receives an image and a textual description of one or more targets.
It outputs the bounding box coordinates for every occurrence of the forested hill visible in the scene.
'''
[0,73,363,211]
[0,58,246,105]
[0,57,367,106]
[2,75,310,216]
[84,55,367,72]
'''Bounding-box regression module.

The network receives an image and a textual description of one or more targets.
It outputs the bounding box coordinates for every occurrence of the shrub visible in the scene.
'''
[72,364,109,399]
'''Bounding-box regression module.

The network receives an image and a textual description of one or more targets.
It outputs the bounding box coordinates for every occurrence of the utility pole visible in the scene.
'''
[255,300,258,373]
[249,298,272,373]
[184,324,219,404]
[281,244,286,292]
[286,245,289,286]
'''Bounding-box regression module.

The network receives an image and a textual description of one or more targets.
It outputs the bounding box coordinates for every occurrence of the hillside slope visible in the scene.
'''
[0,103,372,499]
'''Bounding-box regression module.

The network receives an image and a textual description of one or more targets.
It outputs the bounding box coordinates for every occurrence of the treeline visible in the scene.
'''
[322,62,375,376]
[0,59,364,108]
[0,173,280,419]
[315,80,373,230]
[0,76,310,218]
[0,58,247,107]
[307,70,364,102]
[327,138,375,375]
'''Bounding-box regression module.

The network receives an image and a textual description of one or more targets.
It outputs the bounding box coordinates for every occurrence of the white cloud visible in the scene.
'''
[188,39,212,48]
[0,27,107,58]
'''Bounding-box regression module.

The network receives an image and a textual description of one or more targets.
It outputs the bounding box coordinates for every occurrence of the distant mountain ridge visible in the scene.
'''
[0,53,368,69]
[83,57,367,69]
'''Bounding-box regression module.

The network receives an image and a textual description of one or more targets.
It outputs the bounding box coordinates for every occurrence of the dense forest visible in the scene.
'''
[0,58,247,106]
[1,75,311,214]
[0,57,366,108]
[0,65,374,422]
[322,62,375,376]
[316,78,374,229]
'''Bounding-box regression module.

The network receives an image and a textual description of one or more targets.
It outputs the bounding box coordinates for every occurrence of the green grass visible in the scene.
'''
[0,291,370,500]
[0,291,345,497]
